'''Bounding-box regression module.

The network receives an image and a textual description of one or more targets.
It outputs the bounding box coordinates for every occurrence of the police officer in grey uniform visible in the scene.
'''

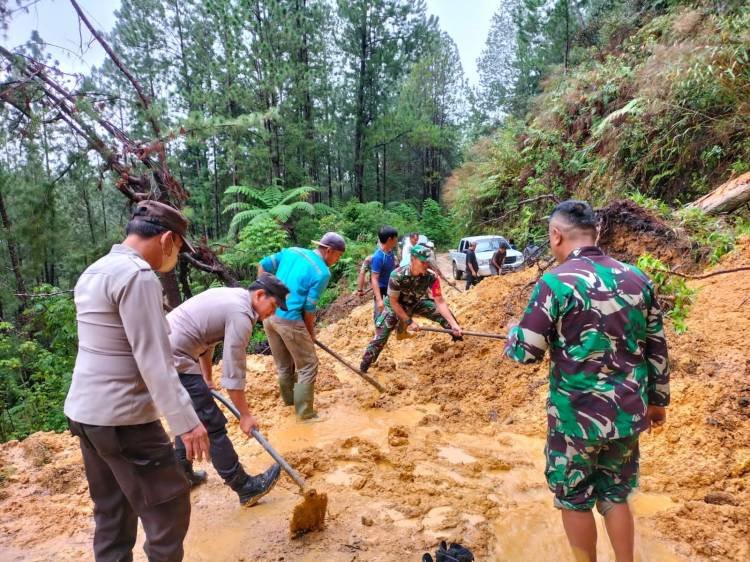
[65,201,210,562]
[167,274,289,506]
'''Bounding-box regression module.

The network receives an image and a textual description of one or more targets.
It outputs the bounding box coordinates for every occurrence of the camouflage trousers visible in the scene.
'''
[545,429,640,513]
[360,299,450,370]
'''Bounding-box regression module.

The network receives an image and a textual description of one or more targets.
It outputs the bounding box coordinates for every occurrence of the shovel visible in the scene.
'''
[314,340,385,393]
[210,390,327,536]
[419,326,507,340]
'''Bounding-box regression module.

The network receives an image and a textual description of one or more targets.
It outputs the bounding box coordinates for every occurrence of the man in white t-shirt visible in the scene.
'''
[399,232,419,267]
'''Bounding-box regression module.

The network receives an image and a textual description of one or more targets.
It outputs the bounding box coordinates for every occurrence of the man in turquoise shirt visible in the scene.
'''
[259,232,346,420]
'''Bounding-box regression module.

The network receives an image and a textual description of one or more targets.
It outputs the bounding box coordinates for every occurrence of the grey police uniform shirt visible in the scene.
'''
[166,287,257,391]
[64,244,199,436]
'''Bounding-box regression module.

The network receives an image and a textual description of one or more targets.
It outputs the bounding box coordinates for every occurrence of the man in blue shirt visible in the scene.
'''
[258,232,346,420]
[371,226,398,324]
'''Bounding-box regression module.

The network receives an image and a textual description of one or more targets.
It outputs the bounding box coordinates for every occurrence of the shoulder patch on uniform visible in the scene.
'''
[126,253,152,271]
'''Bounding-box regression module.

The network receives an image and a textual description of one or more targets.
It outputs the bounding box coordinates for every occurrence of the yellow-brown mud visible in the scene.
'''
[289,489,328,536]
[1,238,748,561]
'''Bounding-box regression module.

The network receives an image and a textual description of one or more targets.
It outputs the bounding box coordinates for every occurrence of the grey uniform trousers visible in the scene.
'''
[68,418,191,562]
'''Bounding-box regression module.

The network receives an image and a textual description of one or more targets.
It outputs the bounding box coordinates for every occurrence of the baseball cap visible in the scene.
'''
[410,244,431,262]
[249,273,290,311]
[131,200,196,253]
[311,232,346,253]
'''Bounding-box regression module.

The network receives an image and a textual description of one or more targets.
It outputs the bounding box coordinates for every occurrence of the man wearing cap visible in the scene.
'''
[359,244,463,373]
[64,200,210,562]
[166,273,290,506]
[258,232,346,420]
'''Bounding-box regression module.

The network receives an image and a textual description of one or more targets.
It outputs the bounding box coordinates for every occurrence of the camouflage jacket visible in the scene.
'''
[505,246,670,441]
[385,265,439,313]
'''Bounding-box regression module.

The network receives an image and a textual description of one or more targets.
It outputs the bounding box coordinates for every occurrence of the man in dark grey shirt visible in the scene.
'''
[65,201,210,562]
[167,274,289,506]
[465,241,480,290]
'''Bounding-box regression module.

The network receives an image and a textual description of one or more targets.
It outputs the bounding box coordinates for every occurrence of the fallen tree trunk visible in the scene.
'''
[689,172,750,215]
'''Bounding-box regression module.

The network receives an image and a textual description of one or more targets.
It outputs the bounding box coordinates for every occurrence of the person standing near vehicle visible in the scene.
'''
[167,274,290,505]
[504,200,669,562]
[465,241,480,290]
[371,226,399,324]
[259,232,346,420]
[490,243,507,276]
[65,201,210,562]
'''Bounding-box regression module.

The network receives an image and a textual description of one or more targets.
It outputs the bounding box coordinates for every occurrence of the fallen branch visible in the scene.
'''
[15,289,74,298]
[181,253,238,287]
[668,265,750,280]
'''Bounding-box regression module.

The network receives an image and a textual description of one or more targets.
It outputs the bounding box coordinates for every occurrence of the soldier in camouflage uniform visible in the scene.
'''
[505,200,669,562]
[359,244,463,373]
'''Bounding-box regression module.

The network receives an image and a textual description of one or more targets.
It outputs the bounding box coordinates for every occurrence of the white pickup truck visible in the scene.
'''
[450,235,524,280]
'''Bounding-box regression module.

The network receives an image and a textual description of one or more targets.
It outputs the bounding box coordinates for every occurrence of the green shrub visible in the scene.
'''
[674,207,737,264]
[420,198,454,248]
[221,218,290,281]
[0,288,77,441]
[636,254,696,334]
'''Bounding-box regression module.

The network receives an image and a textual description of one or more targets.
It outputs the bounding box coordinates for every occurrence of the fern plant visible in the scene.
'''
[223,184,320,235]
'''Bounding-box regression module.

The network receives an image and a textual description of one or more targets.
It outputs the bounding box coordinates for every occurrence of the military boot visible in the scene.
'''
[278,375,295,406]
[293,382,320,421]
[227,463,282,507]
[179,460,207,488]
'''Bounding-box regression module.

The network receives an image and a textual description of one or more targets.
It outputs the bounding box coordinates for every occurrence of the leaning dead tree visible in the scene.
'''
[689,171,750,215]
[0,0,238,307]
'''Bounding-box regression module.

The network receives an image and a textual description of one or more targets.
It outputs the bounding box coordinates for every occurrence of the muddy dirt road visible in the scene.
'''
[1,240,748,561]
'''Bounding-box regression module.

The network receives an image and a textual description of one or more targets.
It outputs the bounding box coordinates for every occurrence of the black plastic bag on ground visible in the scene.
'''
[422,541,474,562]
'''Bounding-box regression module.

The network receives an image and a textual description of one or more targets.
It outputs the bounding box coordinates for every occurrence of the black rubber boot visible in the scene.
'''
[359,359,370,374]
[180,460,208,488]
[227,463,282,507]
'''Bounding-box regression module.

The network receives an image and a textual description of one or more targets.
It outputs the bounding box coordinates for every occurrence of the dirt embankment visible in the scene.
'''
[1,237,748,562]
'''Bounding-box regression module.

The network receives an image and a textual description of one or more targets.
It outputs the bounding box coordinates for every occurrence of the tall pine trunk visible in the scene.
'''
[0,180,27,304]
[353,12,368,202]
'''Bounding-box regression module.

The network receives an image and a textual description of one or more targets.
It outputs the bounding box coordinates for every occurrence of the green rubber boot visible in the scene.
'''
[278,376,294,406]
[293,382,319,421]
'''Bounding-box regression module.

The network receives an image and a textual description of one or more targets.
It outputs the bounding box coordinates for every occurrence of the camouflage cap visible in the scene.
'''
[410,244,431,262]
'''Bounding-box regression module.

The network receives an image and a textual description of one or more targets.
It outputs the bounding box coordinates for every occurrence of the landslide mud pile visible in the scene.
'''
[597,199,702,273]
[1,237,748,561]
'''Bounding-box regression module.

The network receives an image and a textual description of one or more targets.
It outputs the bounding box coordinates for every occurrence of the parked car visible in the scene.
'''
[450,235,524,280]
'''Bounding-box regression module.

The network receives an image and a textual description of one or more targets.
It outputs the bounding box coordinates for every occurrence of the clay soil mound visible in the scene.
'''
[597,199,702,272]
[1,236,748,561]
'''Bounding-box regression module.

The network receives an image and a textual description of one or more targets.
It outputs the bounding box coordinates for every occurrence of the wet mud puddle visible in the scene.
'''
[175,402,692,562]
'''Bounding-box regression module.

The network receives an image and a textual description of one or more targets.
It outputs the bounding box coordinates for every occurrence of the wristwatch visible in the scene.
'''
[405,318,413,326]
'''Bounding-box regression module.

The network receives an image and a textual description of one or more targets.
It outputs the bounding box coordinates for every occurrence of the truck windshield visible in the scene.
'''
[475,238,504,252]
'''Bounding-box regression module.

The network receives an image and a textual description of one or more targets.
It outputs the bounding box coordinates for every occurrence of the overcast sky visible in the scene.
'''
[4,0,498,85]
